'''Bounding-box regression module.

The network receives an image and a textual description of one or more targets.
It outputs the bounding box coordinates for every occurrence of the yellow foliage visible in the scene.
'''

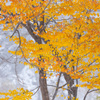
[35,70,38,74]
[0,88,33,100]
[0,0,100,99]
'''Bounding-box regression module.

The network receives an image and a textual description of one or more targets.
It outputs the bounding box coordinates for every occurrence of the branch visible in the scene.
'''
[80,59,98,74]
[21,21,42,44]
[40,16,54,33]
[30,86,40,92]
[30,86,40,96]
[83,89,99,100]
[10,22,21,38]
[83,89,90,100]
[32,87,40,96]
[47,84,74,96]
[52,72,62,100]
[88,89,99,93]
[31,0,51,19]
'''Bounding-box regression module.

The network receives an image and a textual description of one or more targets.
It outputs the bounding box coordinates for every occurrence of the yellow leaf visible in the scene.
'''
[61,95,63,97]
[35,70,38,74]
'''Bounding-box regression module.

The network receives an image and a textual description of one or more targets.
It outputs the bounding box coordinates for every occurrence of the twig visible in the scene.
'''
[14,30,23,84]
[10,22,21,38]
[47,84,74,96]
[29,86,40,92]
[32,87,40,96]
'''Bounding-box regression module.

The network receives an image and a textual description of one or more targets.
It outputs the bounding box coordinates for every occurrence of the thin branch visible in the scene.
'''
[83,89,99,100]
[47,84,74,96]
[59,83,68,88]
[80,59,98,74]
[10,22,21,38]
[88,89,99,93]
[40,16,54,33]
[32,87,40,96]
[30,86,40,92]
[52,72,62,100]
[29,86,40,96]
[14,30,24,84]
[30,0,51,19]
[47,83,67,89]
[83,89,90,100]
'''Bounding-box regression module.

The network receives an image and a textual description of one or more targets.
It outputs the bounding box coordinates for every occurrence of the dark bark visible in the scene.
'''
[25,26,49,100]
[22,11,50,100]
[63,73,78,100]
[39,69,50,100]
[26,25,50,99]
[37,7,50,99]
[26,21,42,44]
[52,73,62,100]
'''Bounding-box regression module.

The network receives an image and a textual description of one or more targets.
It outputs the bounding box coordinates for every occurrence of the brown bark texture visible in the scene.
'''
[63,73,78,100]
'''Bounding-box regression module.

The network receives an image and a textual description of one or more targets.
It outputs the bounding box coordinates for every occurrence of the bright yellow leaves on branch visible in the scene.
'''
[0,0,63,31]
[1,0,100,90]
[0,88,33,100]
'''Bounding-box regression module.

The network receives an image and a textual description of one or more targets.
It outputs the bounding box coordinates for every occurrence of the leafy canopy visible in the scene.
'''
[0,0,100,99]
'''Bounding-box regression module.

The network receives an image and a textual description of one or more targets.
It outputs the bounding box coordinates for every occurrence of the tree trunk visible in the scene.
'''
[23,0,50,98]
[63,73,78,100]
[25,21,50,100]
[39,69,50,100]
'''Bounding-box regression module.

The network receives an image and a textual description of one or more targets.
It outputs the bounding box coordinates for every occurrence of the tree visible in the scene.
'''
[0,0,100,100]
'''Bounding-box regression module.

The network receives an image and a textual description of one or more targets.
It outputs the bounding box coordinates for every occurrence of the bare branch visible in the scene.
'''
[10,22,21,38]
[83,89,99,100]
[32,87,40,96]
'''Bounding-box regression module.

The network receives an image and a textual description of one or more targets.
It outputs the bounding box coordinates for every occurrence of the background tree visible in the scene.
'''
[0,0,100,100]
